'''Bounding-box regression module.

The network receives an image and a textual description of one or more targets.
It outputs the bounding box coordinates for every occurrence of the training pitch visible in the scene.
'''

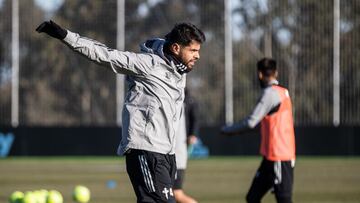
[1,156,360,203]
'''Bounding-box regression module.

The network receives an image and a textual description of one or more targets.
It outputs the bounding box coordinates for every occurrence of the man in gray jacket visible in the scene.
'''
[36,20,205,203]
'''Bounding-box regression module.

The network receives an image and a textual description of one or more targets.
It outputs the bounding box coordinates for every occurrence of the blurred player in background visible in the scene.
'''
[36,20,205,203]
[174,88,198,203]
[184,89,199,154]
[221,58,296,203]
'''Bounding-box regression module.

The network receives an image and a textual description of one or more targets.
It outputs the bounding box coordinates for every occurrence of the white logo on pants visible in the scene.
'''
[162,187,174,199]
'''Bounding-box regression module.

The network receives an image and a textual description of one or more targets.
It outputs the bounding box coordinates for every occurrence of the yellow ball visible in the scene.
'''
[33,190,48,203]
[23,192,37,203]
[46,190,63,203]
[73,185,90,203]
[9,191,24,203]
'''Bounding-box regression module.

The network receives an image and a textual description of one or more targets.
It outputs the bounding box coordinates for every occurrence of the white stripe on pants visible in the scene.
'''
[138,155,156,192]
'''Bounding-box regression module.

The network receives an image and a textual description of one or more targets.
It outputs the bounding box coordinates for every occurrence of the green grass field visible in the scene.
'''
[1,156,360,203]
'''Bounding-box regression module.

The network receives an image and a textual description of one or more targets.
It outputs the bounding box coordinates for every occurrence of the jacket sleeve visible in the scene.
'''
[62,30,152,76]
[222,87,281,134]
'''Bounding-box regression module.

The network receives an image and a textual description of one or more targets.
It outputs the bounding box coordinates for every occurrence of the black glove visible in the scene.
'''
[36,20,67,40]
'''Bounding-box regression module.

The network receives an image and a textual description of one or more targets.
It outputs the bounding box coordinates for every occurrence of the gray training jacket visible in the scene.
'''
[63,31,186,155]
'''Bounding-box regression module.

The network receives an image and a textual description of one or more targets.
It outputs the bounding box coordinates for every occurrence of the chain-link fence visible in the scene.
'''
[0,0,359,127]
[233,0,360,126]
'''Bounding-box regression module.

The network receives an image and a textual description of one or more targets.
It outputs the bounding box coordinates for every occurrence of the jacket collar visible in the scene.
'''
[140,38,188,75]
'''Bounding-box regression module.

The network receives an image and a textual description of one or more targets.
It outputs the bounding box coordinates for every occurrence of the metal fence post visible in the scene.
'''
[116,0,125,126]
[11,0,19,127]
[333,0,340,126]
[225,0,233,125]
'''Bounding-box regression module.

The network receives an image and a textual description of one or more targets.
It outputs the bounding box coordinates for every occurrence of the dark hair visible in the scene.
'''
[165,23,206,46]
[257,58,277,76]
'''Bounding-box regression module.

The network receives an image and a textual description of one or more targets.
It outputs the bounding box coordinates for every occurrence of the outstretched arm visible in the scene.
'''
[221,87,281,135]
[36,20,151,76]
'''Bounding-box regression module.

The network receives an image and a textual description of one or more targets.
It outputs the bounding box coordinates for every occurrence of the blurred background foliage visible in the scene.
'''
[0,0,359,126]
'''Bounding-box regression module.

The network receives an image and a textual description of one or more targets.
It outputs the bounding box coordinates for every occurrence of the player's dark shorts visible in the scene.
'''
[246,157,295,203]
[173,169,185,190]
[125,149,177,203]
